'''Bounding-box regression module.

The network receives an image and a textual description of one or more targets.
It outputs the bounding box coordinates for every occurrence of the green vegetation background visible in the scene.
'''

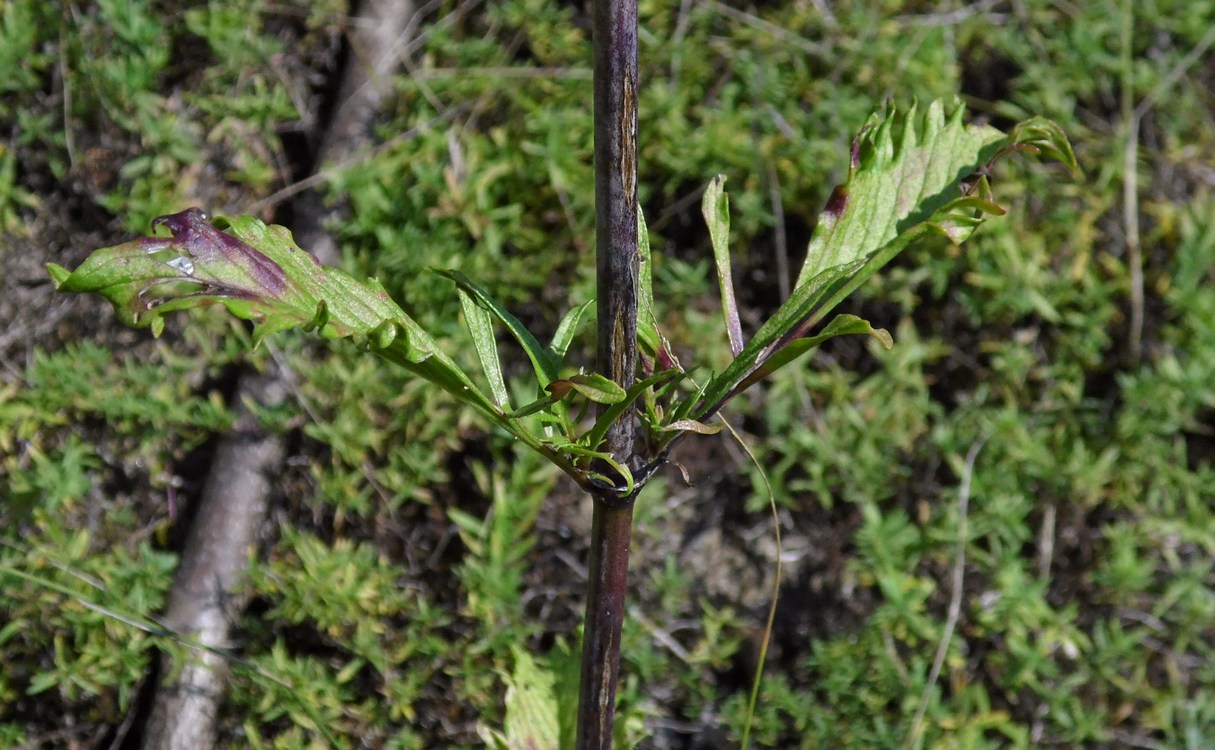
[2,0,1214,747]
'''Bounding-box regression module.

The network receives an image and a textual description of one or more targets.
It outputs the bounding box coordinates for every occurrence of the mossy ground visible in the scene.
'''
[2,1,1214,747]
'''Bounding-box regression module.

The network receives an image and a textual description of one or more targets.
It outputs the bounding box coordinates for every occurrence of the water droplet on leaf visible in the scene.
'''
[167,256,195,275]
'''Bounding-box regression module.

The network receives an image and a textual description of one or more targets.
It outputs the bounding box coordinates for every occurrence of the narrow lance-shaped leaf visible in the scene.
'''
[703,175,744,357]
[656,418,722,436]
[432,268,561,387]
[637,209,660,357]
[694,100,1077,420]
[581,369,683,457]
[730,314,892,396]
[457,288,511,409]
[505,372,627,422]
[546,373,627,405]
[636,209,681,372]
[550,299,594,363]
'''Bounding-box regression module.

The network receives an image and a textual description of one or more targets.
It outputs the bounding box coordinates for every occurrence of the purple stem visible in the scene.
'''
[577,0,640,746]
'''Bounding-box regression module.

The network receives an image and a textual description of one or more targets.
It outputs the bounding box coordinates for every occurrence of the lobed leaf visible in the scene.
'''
[694,100,1076,419]
[479,647,560,750]
[795,101,1003,287]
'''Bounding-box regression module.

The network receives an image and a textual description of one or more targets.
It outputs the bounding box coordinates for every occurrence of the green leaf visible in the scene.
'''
[657,418,723,436]
[546,373,627,405]
[479,647,560,750]
[506,392,562,419]
[695,100,1075,418]
[695,257,862,417]
[733,314,891,394]
[636,209,681,372]
[457,287,510,409]
[546,438,635,495]
[669,376,710,423]
[507,373,627,420]
[704,175,744,356]
[1002,116,1080,176]
[550,299,593,363]
[48,208,507,429]
[795,101,998,287]
[637,209,661,356]
[580,369,683,454]
[434,268,560,387]
[791,101,1074,320]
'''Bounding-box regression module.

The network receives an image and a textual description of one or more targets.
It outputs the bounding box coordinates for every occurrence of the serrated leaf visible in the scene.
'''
[794,101,1000,286]
[791,100,1074,320]
[479,647,560,750]
[695,100,1075,419]
[48,208,504,427]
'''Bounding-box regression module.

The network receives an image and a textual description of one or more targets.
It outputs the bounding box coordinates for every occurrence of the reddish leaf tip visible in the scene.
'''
[151,207,210,236]
[824,184,850,220]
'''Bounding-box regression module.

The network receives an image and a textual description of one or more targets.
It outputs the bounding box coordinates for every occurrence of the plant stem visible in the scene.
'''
[592,0,639,427]
[577,498,635,748]
[578,0,639,746]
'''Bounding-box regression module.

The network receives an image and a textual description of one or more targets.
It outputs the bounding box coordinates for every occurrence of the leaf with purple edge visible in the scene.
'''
[48,208,509,431]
